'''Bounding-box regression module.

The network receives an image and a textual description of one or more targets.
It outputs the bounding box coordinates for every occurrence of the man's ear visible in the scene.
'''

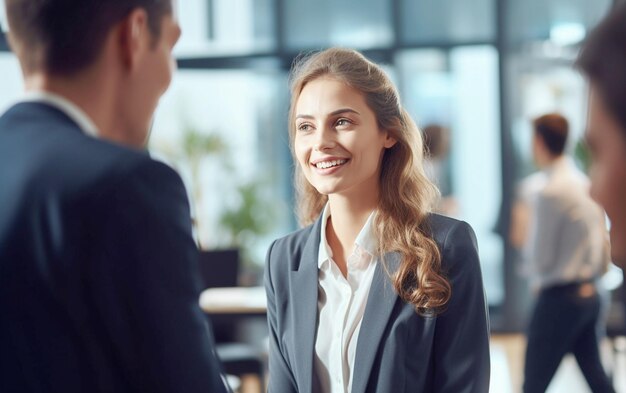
[118,8,149,71]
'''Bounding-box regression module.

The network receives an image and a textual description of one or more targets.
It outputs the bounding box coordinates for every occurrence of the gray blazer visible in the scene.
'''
[264,213,490,393]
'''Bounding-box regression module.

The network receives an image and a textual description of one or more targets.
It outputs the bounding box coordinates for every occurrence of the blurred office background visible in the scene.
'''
[1,0,624,392]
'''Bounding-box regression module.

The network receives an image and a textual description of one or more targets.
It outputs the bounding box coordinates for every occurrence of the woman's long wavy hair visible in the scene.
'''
[288,48,451,314]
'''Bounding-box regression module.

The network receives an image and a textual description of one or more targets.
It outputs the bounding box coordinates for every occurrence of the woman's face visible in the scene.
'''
[293,77,396,199]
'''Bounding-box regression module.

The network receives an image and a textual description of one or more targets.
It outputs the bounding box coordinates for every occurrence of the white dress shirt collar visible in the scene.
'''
[317,203,377,270]
[543,155,574,176]
[314,202,380,393]
[21,91,99,137]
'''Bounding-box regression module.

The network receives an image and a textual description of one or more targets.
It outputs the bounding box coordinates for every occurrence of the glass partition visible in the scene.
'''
[175,0,277,57]
[398,46,503,305]
[400,0,495,44]
[284,0,394,49]
[150,68,293,268]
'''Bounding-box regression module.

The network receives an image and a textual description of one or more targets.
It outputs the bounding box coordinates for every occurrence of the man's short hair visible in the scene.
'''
[5,0,172,75]
[533,113,569,156]
[576,2,626,138]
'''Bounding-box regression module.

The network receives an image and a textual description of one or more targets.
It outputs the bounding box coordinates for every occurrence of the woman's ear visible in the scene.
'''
[383,131,397,149]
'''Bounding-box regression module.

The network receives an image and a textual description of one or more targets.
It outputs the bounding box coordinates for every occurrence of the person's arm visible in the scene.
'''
[264,240,298,393]
[97,158,228,393]
[433,221,490,393]
[509,199,531,250]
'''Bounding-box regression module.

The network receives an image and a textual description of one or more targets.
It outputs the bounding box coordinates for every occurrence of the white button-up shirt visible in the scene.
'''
[314,203,378,393]
[520,156,609,290]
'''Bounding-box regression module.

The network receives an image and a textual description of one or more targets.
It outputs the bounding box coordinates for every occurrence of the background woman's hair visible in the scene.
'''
[422,124,450,160]
[288,48,451,314]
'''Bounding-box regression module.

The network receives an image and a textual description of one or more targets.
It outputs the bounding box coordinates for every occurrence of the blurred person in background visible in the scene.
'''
[577,2,626,313]
[422,124,458,217]
[518,113,614,393]
[264,48,490,393]
[0,1,228,392]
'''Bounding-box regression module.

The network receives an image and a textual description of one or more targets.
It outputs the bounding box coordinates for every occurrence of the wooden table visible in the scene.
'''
[199,286,267,318]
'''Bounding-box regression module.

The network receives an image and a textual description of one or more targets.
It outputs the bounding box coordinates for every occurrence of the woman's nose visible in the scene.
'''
[313,126,336,151]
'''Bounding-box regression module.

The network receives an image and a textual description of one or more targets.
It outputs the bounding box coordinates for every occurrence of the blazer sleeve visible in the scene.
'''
[98,159,229,393]
[433,220,490,393]
[264,240,298,393]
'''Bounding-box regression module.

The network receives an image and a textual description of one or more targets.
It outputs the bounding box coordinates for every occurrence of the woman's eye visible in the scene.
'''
[297,123,312,132]
[336,118,351,127]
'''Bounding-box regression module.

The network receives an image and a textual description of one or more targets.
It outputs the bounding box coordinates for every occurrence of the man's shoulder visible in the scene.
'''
[0,101,77,129]
[542,163,590,202]
[0,101,184,204]
[87,147,185,211]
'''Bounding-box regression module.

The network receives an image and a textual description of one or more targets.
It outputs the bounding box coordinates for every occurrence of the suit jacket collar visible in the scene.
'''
[21,92,99,137]
[1,101,87,138]
[292,214,402,393]
[351,252,401,393]
[290,214,323,393]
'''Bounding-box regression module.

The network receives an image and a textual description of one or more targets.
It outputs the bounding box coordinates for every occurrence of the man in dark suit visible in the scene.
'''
[577,2,626,271]
[0,1,228,392]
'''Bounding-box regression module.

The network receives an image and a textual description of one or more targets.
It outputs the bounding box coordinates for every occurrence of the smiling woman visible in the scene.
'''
[293,77,396,207]
[264,48,491,393]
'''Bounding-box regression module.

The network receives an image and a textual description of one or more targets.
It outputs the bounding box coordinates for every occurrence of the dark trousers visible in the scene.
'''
[523,282,615,393]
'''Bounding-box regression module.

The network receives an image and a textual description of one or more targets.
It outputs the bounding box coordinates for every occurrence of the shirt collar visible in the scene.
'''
[21,91,99,138]
[317,203,378,269]
[544,155,573,176]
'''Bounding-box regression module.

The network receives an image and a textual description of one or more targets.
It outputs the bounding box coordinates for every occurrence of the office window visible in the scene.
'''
[150,68,293,265]
[397,46,503,305]
[507,0,612,45]
[175,0,276,57]
[0,0,8,34]
[284,0,393,49]
[400,0,495,44]
[0,53,22,112]
[505,0,613,178]
[508,61,589,179]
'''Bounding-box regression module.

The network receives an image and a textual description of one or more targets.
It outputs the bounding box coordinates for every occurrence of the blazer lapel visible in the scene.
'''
[290,217,323,393]
[351,252,402,393]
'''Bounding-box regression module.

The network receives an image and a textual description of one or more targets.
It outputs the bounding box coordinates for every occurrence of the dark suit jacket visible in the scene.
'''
[0,102,228,393]
[265,214,490,393]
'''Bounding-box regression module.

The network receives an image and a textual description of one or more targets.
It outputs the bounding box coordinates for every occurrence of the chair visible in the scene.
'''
[217,343,266,392]
[198,249,240,342]
[198,249,266,392]
[198,248,239,288]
